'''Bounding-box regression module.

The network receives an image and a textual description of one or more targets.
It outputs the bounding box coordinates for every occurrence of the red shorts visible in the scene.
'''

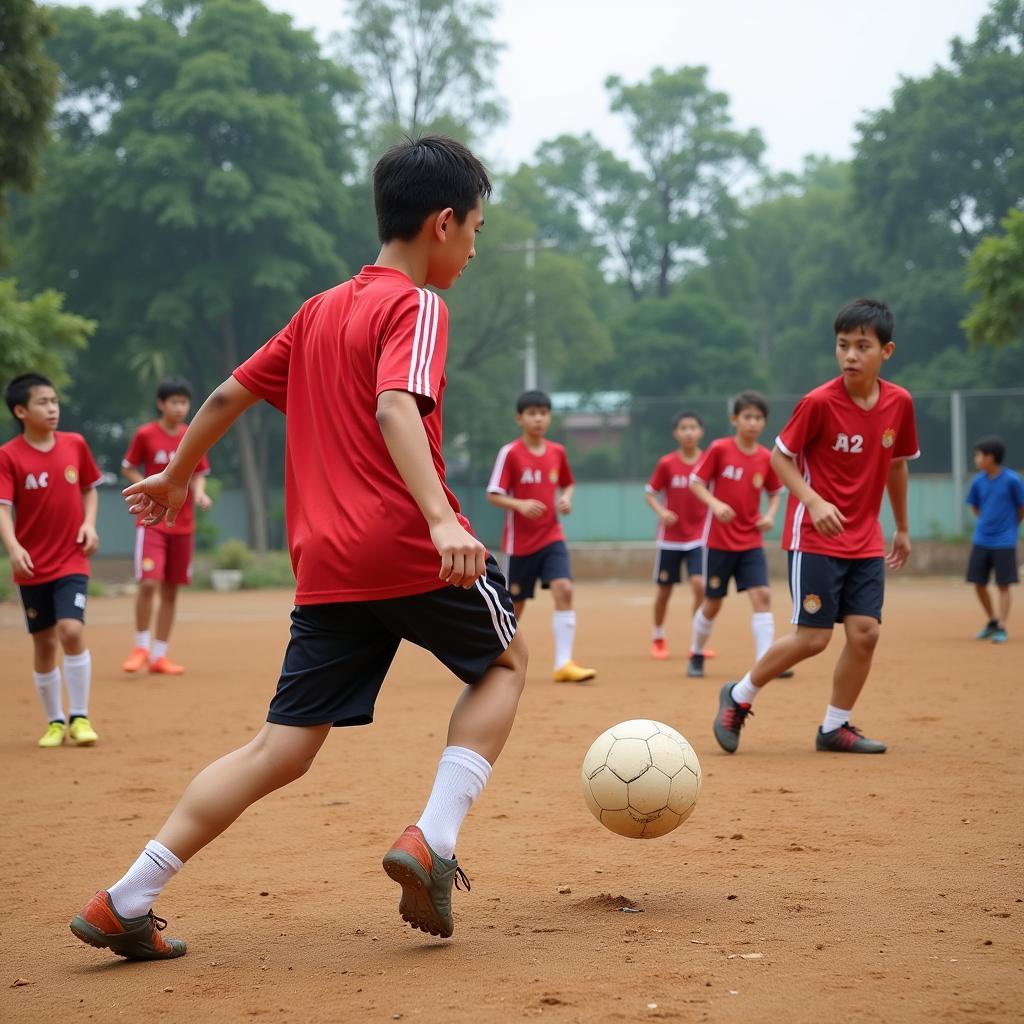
[135,527,194,586]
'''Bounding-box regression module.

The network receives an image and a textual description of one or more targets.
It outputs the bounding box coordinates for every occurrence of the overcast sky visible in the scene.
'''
[78,0,992,173]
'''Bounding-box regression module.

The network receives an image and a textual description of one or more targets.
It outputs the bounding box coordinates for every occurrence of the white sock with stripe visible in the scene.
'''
[108,840,183,919]
[552,610,576,668]
[751,612,775,660]
[690,609,713,656]
[33,668,64,723]
[63,650,92,718]
[822,704,852,733]
[416,746,492,860]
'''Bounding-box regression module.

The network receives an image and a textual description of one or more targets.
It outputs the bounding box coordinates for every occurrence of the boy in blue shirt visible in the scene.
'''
[966,436,1024,643]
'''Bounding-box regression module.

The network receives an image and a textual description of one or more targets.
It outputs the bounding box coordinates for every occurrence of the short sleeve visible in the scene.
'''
[487,443,516,495]
[558,447,574,488]
[893,394,920,460]
[1013,474,1024,508]
[122,428,146,470]
[376,288,449,413]
[776,394,821,458]
[234,320,295,414]
[764,459,783,495]
[78,436,103,490]
[965,478,980,507]
[646,458,668,495]
[691,442,719,485]
[0,450,14,505]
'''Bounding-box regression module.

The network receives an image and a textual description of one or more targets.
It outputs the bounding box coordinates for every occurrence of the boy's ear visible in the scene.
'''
[881,340,895,360]
[13,404,26,422]
[433,207,455,242]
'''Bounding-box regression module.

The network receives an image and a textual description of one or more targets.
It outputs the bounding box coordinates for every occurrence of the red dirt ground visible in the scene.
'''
[1,578,1021,1023]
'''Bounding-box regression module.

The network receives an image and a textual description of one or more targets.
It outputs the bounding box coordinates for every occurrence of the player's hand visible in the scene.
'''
[9,543,34,578]
[657,509,678,526]
[77,523,100,556]
[518,499,547,519]
[123,472,189,527]
[756,514,774,533]
[807,497,846,537]
[557,495,572,516]
[713,501,735,524]
[886,529,911,570]
[431,519,486,589]
[195,492,213,511]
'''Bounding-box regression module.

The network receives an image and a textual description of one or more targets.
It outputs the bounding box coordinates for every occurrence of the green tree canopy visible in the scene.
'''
[963,207,1024,347]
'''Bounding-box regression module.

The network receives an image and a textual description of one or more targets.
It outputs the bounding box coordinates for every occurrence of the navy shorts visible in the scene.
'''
[966,545,1019,586]
[507,540,571,601]
[788,551,885,627]
[268,555,517,728]
[703,547,768,598]
[18,574,89,634]
[654,547,703,585]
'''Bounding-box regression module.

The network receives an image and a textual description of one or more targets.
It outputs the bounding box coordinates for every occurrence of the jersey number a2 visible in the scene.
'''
[832,433,864,453]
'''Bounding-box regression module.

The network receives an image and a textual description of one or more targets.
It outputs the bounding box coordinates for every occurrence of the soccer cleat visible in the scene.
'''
[68,716,98,745]
[777,669,796,679]
[553,660,596,683]
[122,647,150,673]
[703,647,717,659]
[382,825,470,939]
[686,653,704,678]
[38,721,66,748]
[149,656,185,676]
[713,682,753,753]
[975,620,999,640]
[991,627,1008,644]
[815,722,886,754]
[650,638,669,660]
[70,890,187,960]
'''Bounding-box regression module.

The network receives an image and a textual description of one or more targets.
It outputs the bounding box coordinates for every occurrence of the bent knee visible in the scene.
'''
[57,619,84,648]
[797,627,832,655]
[848,622,880,651]
[495,632,528,684]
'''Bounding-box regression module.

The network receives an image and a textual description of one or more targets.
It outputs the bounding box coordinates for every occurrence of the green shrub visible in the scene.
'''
[88,578,108,598]
[215,538,254,570]
[0,559,11,602]
[242,551,294,589]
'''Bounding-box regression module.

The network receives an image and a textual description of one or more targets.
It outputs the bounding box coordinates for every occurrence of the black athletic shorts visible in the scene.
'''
[654,546,703,585]
[966,545,1019,586]
[788,551,885,627]
[267,555,517,728]
[18,573,88,634]
[703,547,768,598]
[507,540,572,601]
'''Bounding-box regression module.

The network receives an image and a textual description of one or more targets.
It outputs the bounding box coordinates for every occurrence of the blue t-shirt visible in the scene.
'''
[967,468,1024,548]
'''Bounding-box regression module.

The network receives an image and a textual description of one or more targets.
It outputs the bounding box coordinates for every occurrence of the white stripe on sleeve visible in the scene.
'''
[487,443,515,494]
[407,288,428,393]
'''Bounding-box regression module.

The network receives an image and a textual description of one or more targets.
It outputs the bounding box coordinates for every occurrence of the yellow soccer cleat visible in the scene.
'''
[553,660,597,683]
[69,717,99,746]
[38,721,66,748]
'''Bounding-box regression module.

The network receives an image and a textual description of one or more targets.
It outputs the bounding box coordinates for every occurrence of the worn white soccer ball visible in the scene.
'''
[581,719,702,839]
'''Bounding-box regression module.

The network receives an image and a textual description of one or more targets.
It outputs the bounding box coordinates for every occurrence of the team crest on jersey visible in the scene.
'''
[65,465,78,484]
[753,472,764,488]
[659,570,670,582]
[142,557,156,572]
[26,607,37,619]
[709,576,721,589]
[549,468,559,484]
[803,594,822,614]
[881,428,896,449]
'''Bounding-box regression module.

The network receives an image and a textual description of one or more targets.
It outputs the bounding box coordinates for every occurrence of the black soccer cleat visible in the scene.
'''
[712,682,752,753]
[686,653,705,678]
[815,722,886,754]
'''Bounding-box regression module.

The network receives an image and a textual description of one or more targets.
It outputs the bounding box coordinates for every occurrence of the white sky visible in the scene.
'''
[77,0,992,173]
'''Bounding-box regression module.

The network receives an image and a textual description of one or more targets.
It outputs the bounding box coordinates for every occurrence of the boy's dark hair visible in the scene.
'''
[732,390,768,418]
[833,297,894,344]
[673,410,703,429]
[156,375,192,402]
[373,135,493,243]
[516,389,552,414]
[5,373,54,430]
[974,435,1005,465]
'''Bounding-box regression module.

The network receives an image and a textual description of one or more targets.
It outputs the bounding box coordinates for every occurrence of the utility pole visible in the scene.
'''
[501,238,557,391]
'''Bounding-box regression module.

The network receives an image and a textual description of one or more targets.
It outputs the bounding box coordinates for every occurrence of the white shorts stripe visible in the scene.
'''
[134,526,146,582]
[790,551,802,625]
[479,573,516,643]
[475,578,512,649]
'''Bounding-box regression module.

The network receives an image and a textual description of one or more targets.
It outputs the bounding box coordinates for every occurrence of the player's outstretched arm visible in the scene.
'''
[885,458,911,570]
[376,389,485,588]
[124,377,260,527]
[770,446,845,537]
[0,505,34,577]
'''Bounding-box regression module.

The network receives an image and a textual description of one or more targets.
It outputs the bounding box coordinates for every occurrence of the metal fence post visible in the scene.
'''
[950,389,965,537]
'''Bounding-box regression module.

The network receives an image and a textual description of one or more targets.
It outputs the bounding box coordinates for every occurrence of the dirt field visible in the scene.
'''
[1,578,1021,1023]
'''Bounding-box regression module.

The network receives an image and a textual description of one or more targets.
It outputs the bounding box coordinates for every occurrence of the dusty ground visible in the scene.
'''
[1,578,1021,1023]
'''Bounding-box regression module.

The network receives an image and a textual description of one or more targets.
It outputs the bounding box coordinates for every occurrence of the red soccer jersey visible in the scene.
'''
[233,265,469,603]
[122,421,210,535]
[690,437,782,551]
[487,438,574,556]
[645,451,706,549]
[777,376,919,558]
[0,432,103,585]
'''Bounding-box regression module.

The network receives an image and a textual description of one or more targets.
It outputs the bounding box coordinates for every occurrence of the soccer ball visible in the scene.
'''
[580,720,702,839]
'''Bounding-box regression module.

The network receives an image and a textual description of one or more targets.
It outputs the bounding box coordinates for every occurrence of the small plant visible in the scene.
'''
[215,539,254,571]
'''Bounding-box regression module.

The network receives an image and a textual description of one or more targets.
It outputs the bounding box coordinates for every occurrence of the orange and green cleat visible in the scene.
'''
[70,891,186,960]
[149,656,185,676]
[121,647,150,673]
[382,825,470,939]
[553,660,597,683]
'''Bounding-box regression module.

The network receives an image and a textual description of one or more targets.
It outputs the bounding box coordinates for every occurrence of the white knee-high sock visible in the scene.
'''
[415,746,492,860]
[751,612,775,661]
[552,610,576,668]
[690,610,713,655]
[107,840,183,919]
[63,650,92,718]
[33,668,64,723]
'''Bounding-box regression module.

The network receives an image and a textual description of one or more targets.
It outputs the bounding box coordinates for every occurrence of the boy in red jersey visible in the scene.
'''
[487,390,596,683]
[644,410,710,660]
[713,299,919,755]
[121,376,211,676]
[0,374,102,748]
[687,391,784,679]
[70,137,526,960]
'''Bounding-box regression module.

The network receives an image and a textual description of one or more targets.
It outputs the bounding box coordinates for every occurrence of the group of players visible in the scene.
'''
[0,135,1021,962]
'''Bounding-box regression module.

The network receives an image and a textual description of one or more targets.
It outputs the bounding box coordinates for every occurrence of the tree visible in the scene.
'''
[963,207,1024,346]
[342,0,504,145]
[15,0,360,549]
